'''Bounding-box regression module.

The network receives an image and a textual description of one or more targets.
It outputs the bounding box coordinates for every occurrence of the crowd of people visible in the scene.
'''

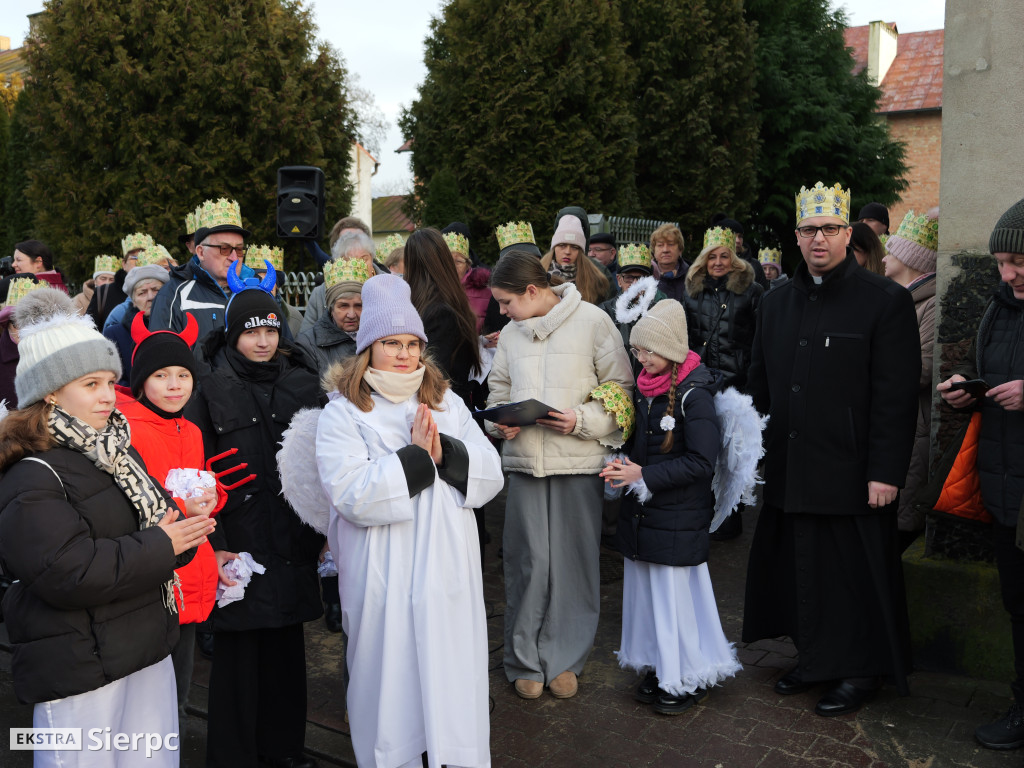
[0,181,1020,768]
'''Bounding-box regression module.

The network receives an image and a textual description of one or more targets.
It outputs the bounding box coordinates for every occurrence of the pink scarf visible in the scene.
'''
[636,350,702,397]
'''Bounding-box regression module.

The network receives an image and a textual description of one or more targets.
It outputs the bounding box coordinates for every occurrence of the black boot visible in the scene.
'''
[976,684,1024,749]
[323,602,343,633]
[635,671,659,704]
[196,630,214,659]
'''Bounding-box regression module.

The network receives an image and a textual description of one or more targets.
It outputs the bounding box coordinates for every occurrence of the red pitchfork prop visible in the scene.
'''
[206,448,256,491]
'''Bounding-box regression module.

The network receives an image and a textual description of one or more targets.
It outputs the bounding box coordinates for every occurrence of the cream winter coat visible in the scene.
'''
[485,283,633,477]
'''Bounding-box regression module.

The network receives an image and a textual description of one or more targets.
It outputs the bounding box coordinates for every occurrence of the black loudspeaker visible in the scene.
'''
[277,166,325,239]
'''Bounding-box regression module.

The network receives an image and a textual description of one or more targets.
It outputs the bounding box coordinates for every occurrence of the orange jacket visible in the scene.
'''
[934,412,990,523]
[117,390,226,623]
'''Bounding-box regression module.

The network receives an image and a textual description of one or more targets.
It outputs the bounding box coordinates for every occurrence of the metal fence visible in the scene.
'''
[281,271,320,309]
[594,215,679,247]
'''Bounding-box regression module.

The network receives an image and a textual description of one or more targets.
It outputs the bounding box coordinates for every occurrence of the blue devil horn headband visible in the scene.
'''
[226,259,277,295]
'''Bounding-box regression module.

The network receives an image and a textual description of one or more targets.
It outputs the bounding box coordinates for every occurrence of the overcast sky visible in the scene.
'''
[2,0,946,194]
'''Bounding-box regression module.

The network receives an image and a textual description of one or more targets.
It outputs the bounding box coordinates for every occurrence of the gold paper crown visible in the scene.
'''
[495,221,536,250]
[376,234,405,261]
[324,257,373,288]
[795,182,851,224]
[121,232,155,257]
[93,255,119,276]
[703,226,736,252]
[617,242,651,271]
[757,248,783,268]
[245,245,284,272]
[4,277,46,308]
[137,244,172,268]
[442,231,470,257]
[195,198,243,231]
[892,210,939,252]
[184,209,198,235]
[879,233,889,251]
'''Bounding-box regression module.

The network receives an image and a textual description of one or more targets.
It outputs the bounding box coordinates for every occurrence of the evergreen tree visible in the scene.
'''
[746,0,907,263]
[621,0,759,242]
[401,0,638,262]
[4,97,35,256]
[16,0,355,279]
[421,166,466,229]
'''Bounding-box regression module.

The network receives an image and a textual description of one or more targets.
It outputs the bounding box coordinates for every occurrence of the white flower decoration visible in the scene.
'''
[660,414,676,432]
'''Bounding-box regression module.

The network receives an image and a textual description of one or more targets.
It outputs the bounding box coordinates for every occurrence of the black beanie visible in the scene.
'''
[989,197,1024,255]
[225,289,282,348]
[718,218,745,236]
[130,331,199,398]
[857,203,890,232]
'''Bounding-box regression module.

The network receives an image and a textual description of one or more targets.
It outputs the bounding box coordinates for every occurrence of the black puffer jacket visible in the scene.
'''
[186,331,326,632]
[951,283,1024,526]
[0,447,187,704]
[683,261,763,390]
[616,363,721,567]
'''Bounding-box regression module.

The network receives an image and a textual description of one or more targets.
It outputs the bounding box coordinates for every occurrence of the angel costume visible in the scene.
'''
[316,387,503,768]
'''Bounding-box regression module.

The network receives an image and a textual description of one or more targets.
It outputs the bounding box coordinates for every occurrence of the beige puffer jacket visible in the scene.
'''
[485,283,633,477]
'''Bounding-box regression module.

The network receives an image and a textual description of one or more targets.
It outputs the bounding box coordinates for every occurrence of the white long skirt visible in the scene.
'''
[618,559,741,696]
[32,655,179,768]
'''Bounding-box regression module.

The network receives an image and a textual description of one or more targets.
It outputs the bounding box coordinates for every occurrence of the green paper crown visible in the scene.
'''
[93,255,119,276]
[703,226,736,252]
[617,242,651,271]
[796,182,851,225]
[4,277,46,308]
[195,198,243,231]
[245,245,284,272]
[136,244,172,268]
[184,209,198,235]
[376,233,405,261]
[121,232,155,257]
[892,210,939,252]
[325,257,373,288]
[443,231,469,257]
[495,221,536,250]
[757,248,782,268]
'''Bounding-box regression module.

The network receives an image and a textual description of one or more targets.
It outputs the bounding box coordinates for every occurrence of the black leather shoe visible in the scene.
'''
[710,511,742,541]
[196,630,214,659]
[976,701,1024,749]
[814,679,879,717]
[635,671,659,704]
[260,756,318,768]
[773,669,814,696]
[324,602,343,633]
[652,687,706,715]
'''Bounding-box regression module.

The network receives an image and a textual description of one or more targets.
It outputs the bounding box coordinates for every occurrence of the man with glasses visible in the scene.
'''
[589,232,619,279]
[742,182,920,717]
[150,198,253,337]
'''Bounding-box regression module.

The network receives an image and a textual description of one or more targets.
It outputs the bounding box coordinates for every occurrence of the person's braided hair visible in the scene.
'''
[660,362,679,453]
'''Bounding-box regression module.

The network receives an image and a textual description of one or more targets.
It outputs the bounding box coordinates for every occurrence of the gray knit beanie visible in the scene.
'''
[630,299,689,364]
[14,288,122,407]
[354,274,427,354]
[123,263,169,298]
[989,197,1024,255]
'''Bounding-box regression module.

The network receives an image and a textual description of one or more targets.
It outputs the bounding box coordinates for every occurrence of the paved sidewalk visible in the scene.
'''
[1,493,1019,766]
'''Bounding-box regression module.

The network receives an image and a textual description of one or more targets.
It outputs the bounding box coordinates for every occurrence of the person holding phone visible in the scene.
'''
[486,250,632,700]
[938,197,1024,750]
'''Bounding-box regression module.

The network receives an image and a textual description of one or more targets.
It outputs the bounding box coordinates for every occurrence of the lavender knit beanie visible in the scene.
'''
[355,274,428,354]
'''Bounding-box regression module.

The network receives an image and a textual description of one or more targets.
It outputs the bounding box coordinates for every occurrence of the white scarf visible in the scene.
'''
[362,364,427,404]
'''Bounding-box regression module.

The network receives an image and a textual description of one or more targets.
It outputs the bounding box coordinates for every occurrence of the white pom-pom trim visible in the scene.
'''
[660,414,676,431]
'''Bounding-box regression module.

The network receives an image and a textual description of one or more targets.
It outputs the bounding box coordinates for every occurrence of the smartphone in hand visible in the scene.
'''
[948,378,990,397]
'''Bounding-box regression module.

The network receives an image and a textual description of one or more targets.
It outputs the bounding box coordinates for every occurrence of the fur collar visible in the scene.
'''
[685,259,754,299]
[518,283,581,341]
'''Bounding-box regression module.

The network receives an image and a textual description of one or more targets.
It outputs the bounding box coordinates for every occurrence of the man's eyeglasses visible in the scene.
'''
[201,242,248,256]
[796,224,847,239]
[379,339,423,357]
[618,273,642,285]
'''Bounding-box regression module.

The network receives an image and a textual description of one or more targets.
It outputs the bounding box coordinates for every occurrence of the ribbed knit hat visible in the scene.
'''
[225,289,282,348]
[630,299,689,364]
[857,202,890,232]
[14,288,122,407]
[124,263,169,298]
[886,210,939,273]
[551,216,587,252]
[989,197,1024,255]
[355,274,427,354]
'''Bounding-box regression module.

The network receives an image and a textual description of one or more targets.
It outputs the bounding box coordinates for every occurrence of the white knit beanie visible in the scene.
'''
[14,288,122,407]
[630,299,690,364]
[550,216,587,252]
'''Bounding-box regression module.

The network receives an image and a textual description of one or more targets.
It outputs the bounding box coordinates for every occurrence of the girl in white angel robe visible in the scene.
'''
[315,312,503,768]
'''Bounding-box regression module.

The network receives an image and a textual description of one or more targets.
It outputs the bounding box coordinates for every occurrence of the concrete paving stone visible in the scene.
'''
[761,650,804,670]
[698,731,779,766]
[791,710,863,739]
[488,700,554,739]
[731,696,807,730]
[648,747,718,768]
[690,706,759,743]
[738,646,770,666]
[746,721,813,754]
[583,699,663,738]
[804,735,879,767]
[583,729,667,766]
[755,748,837,768]
[746,637,800,658]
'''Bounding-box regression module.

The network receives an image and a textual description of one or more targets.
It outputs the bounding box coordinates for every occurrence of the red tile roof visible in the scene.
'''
[844,25,943,113]
[372,195,414,233]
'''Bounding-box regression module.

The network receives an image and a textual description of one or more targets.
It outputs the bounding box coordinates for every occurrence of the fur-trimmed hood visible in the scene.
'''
[685,259,754,299]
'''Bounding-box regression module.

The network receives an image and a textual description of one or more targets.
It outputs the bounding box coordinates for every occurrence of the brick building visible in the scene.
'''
[845,21,943,228]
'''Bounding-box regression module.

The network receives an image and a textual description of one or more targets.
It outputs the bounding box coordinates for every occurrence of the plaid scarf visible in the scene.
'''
[47,405,179,614]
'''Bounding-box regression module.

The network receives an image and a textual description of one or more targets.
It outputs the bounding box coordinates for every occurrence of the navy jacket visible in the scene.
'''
[616,364,721,567]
